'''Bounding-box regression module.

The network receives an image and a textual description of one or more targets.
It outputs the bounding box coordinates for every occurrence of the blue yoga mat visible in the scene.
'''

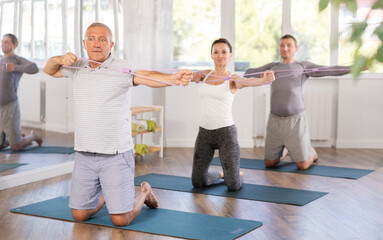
[11,196,262,240]
[0,163,27,173]
[135,173,327,206]
[211,157,373,179]
[1,146,75,154]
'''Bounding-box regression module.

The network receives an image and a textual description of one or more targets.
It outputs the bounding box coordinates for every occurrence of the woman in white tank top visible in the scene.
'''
[191,38,275,191]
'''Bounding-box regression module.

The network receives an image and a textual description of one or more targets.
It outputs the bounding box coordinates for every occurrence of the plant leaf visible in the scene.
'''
[351,55,367,78]
[319,0,330,12]
[345,0,358,13]
[373,22,383,41]
[349,22,368,42]
[331,0,342,9]
[375,44,383,63]
[372,0,383,9]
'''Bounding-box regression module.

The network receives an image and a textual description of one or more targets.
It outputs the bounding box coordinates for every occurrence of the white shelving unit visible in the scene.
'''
[131,105,163,158]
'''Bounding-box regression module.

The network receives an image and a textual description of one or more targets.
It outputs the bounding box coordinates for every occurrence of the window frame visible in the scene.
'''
[0,0,379,73]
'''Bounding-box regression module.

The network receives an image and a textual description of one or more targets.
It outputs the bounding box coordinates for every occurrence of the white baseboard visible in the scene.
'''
[253,136,334,148]
[0,161,74,190]
[44,123,69,134]
[165,138,254,148]
[336,139,383,149]
[238,139,254,148]
[253,136,265,147]
[164,138,195,147]
[21,120,43,129]
[311,140,334,148]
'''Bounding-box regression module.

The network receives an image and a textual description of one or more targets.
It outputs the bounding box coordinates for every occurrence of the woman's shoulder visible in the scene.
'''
[200,69,213,74]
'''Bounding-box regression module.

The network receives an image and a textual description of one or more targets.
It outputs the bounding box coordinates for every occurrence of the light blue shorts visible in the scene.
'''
[69,150,135,214]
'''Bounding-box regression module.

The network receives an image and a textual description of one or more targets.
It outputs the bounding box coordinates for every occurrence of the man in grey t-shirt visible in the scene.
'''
[245,34,352,170]
[0,33,42,151]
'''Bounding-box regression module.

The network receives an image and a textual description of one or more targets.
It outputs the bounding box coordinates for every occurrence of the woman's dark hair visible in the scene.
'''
[211,38,232,53]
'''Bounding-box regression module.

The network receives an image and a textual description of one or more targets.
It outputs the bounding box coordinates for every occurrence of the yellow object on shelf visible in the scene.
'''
[145,120,157,133]
[134,144,148,155]
[132,120,147,132]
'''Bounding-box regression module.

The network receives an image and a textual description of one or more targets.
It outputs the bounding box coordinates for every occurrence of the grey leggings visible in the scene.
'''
[192,125,242,191]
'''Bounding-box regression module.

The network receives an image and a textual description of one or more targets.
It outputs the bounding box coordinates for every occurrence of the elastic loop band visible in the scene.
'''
[122,68,134,74]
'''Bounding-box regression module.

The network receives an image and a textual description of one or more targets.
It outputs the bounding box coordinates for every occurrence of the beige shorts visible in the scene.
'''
[264,111,311,162]
[0,101,23,145]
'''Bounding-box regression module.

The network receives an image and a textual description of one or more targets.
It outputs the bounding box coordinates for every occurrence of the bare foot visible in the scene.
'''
[283,147,289,155]
[280,148,288,160]
[31,130,43,146]
[311,147,319,162]
[141,182,159,209]
[221,171,244,178]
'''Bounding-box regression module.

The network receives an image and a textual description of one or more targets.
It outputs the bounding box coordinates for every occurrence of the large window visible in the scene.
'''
[1,2,15,36]
[47,0,63,57]
[67,0,76,53]
[99,0,123,57]
[235,0,282,70]
[338,0,383,72]
[81,0,122,58]
[291,0,331,65]
[0,0,122,62]
[33,0,45,60]
[173,0,221,69]
[0,0,381,74]
[20,1,32,59]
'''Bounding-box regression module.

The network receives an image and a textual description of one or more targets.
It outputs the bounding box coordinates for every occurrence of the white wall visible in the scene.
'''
[18,72,41,127]
[164,74,383,149]
[337,76,383,148]
[18,73,383,149]
[18,70,73,133]
[165,81,263,148]
[124,0,173,108]
[44,73,71,133]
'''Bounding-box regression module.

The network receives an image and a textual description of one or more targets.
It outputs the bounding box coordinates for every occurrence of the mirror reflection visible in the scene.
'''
[0,33,72,178]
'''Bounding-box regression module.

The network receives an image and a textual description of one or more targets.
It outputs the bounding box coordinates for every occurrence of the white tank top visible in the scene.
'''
[198,70,235,130]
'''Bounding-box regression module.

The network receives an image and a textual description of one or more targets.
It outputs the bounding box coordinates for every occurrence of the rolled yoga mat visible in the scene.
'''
[134,173,328,206]
[0,163,27,173]
[1,146,75,154]
[11,196,262,240]
[211,157,373,179]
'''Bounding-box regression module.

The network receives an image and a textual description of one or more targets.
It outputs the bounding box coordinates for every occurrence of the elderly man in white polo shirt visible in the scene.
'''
[43,22,192,226]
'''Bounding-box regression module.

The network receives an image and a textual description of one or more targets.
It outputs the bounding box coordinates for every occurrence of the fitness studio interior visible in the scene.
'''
[1,1,382,239]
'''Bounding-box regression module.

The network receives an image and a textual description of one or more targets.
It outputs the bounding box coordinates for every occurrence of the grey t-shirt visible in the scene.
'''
[0,55,39,106]
[245,61,350,117]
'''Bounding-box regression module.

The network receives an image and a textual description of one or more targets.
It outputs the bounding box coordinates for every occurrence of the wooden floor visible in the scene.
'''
[1,147,383,240]
[0,127,74,177]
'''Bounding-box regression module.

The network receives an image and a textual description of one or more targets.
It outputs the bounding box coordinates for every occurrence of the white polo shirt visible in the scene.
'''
[61,54,134,154]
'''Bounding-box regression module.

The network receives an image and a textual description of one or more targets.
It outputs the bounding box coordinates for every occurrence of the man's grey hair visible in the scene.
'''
[84,22,113,41]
